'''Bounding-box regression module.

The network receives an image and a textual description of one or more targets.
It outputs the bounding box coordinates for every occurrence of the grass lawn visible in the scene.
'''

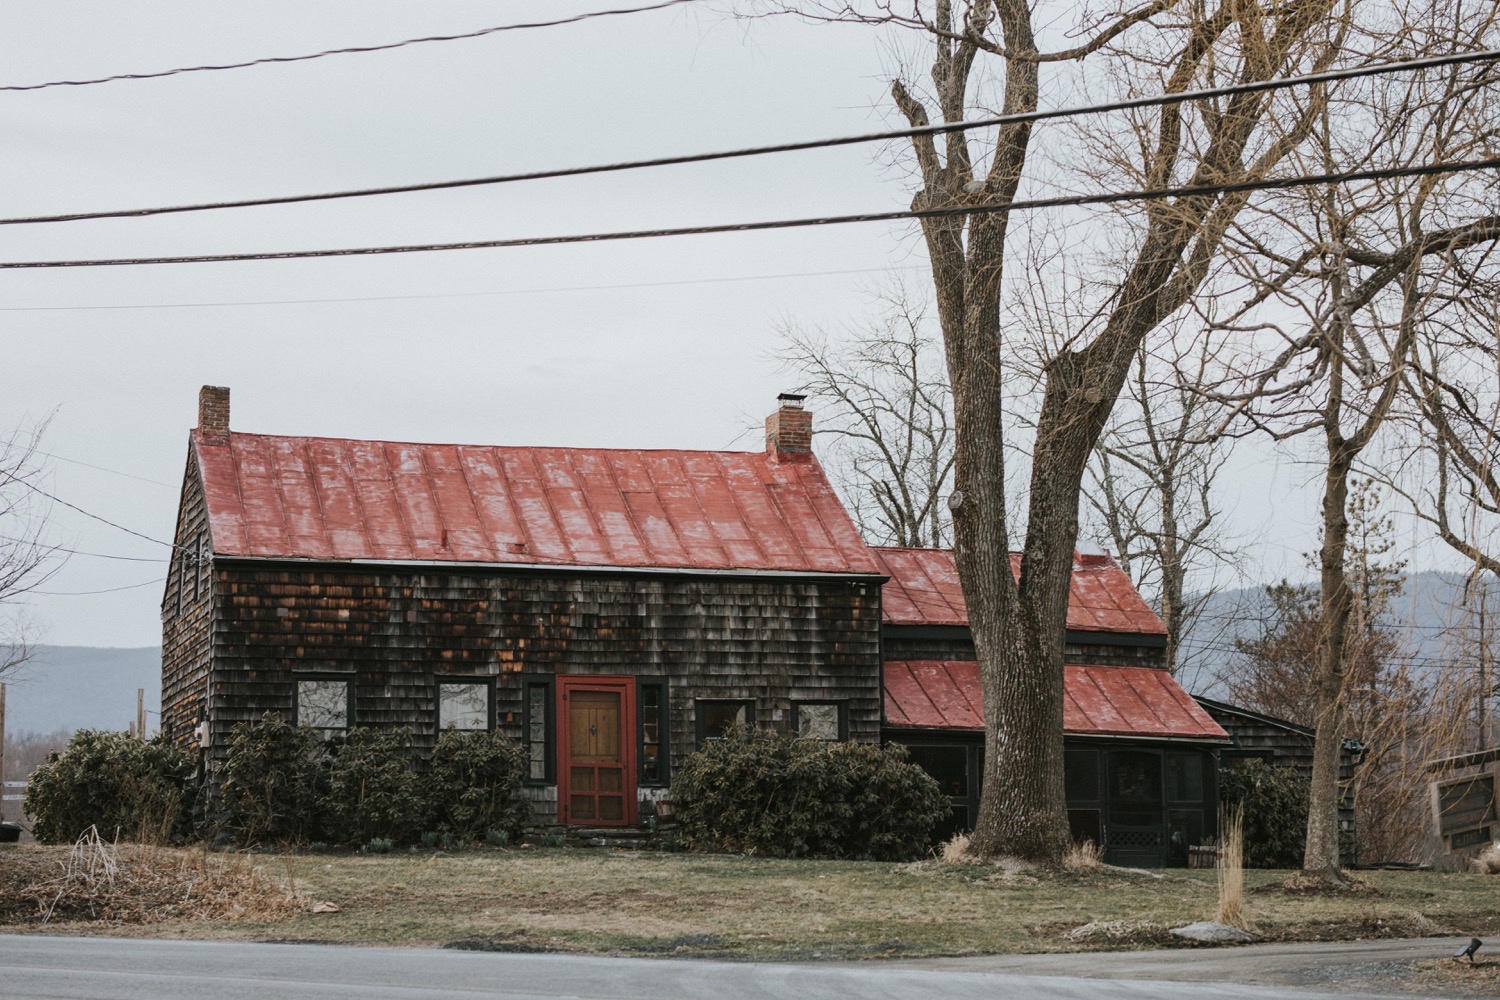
[3,843,1498,958]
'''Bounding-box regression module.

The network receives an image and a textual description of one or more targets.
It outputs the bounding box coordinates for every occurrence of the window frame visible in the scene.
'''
[694,699,755,746]
[791,700,847,741]
[521,674,556,786]
[636,677,670,787]
[435,676,495,733]
[292,673,354,735]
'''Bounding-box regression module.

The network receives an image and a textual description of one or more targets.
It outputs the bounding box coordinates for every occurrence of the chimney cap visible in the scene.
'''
[776,393,807,406]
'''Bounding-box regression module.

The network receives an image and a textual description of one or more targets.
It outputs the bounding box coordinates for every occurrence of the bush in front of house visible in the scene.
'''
[424,728,533,843]
[1218,758,1310,868]
[323,727,426,848]
[213,716,532,849]
[673,726,949,861]
[25,730,195,844]
[215,713,331,846]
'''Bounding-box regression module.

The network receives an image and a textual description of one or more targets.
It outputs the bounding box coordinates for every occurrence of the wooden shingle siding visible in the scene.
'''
[160,448,214,748]
[883,631,1166,668]
[201,565,882,772]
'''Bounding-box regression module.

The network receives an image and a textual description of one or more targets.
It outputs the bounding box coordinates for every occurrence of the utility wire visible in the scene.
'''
[0,1,699,93]
[4,156,1497,269]
[14,479,179,549]
[35,449,176,487]
[0,533,166,563]
[2,46,1495,227]
[33,577,166,596]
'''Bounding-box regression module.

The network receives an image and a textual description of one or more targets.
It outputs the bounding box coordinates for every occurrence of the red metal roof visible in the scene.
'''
[193,431,883,576]
[883,660,1228,741]
[873,547,1167,635]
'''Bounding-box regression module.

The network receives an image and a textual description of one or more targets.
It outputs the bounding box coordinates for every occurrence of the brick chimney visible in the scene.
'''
[197,385,230,438]
[765,393,812,461]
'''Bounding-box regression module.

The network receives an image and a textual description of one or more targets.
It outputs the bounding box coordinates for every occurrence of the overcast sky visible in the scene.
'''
[0,1,1366,649]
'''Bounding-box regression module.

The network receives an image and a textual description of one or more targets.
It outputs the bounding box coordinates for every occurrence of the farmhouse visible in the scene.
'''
[162,386,1225,858]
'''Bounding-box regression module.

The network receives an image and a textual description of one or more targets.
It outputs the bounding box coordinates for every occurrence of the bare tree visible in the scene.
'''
[758,0,1352,861]
[776,290,956,547]
[1084,326,1239,676]
[1208,2,1500,878]
[0,420,60,678]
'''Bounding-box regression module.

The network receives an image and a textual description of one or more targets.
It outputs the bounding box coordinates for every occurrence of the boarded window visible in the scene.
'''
[794,702,845,741]
[696,700,753,745]
[296,678,350,733]
[438,681,491,731]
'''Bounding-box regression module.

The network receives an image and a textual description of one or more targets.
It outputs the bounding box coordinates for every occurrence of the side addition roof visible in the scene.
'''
[873,546,1168,635]
[192,430,883,576]
[883,660,1229,742]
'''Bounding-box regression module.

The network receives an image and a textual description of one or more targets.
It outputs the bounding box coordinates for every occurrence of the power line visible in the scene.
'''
[14,480,179,550]
[0,533,166,563]
[0,1,699,93]
[35,449,177,488]
[33,577,166,596]
[3,46,1495,227]
[0,263,929,313]
[4,156,1498,269]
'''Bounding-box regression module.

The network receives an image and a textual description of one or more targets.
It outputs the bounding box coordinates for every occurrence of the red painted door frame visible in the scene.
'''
[557,675,637,827]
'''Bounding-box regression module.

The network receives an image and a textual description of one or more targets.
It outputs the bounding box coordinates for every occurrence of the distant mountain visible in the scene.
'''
[1178,570,1481,697]
[1,645,161,736]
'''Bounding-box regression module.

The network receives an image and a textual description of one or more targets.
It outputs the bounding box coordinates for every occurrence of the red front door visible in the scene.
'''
[557,676,636,827]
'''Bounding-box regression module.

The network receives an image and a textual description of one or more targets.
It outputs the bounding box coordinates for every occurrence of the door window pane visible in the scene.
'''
[1065,749,1101,802]
[1109,751,1163,827]
[1166,753,1204,802]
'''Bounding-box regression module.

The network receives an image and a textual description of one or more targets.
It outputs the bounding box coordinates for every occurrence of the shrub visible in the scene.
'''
[25,730,195,844]
[425,729,532,844]
[673,727,948,861]
[324,727,424,847]
[216,713,329,846]
[1219,759,1310,868]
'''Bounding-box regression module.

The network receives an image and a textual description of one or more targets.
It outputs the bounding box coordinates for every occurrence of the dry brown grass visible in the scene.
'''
[939,832,976,864]
[0,828,308,925]
[1063,839,1103,872]
[1470,842,1500,875]
[1217,804,1247,928]
[2,843,1497,957]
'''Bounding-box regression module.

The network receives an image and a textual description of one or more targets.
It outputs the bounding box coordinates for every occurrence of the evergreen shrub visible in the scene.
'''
[1219,759,1310,868]
[216,713,329,846]
[673,726,948,861]
[425,728,532,843]
[25,730,195,844]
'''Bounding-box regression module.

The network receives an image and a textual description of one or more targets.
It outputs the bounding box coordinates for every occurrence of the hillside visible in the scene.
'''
[1178,570,1481,697]
[1,645,161,737]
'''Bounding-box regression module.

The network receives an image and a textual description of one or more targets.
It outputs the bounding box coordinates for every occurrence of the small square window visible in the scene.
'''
[438,681,491,731]
[296,678,350,733]
[793,702,845,741]
[696,700,754,745]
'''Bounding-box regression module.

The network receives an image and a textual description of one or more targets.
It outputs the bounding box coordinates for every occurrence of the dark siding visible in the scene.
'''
[160,446,212,747]
[204,566,882,777]
[884,629,1166,668]
[1199,701,1358,855]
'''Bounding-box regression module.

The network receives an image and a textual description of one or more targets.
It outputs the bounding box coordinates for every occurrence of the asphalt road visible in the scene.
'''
[0,934,1460,1000]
